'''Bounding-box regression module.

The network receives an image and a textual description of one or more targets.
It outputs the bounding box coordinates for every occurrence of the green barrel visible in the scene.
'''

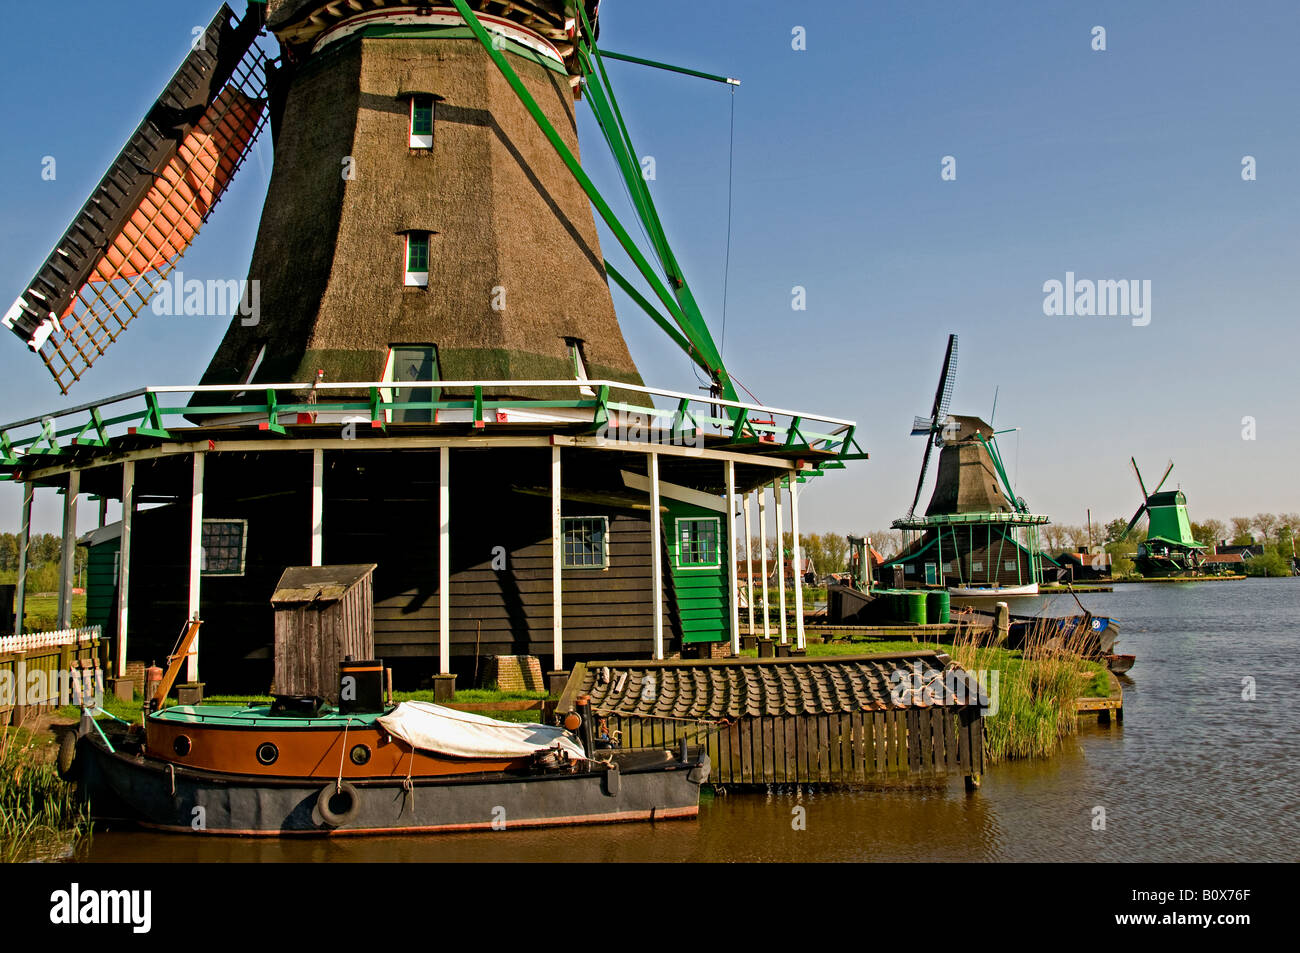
[926,589,951,625]
[901,590,928,625]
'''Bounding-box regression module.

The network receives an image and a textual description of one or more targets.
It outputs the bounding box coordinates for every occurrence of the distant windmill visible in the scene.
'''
[1121,458,1206,576]
[1122,457,1175,539]
[906,333,959,518]
[885,334,1053,595]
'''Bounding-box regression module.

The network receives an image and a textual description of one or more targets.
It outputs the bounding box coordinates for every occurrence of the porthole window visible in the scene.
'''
[173,735,192,757]
[349,744,371,766]
[255,742,279,766]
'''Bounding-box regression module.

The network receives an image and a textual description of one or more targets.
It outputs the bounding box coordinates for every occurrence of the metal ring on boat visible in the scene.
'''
[255,742,279,766]
[317,781,361,828]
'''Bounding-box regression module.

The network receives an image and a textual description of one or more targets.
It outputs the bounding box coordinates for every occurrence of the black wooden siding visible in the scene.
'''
[113,448,689,689]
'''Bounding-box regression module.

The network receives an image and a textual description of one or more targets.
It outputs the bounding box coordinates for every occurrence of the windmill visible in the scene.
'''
[884,335,1052,595]
[0,1,866,687]
[905,333,958,519]
[1121,458,1206,576]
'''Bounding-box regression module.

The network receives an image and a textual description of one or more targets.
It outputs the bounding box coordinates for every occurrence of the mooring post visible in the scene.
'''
[993,601,1010,646]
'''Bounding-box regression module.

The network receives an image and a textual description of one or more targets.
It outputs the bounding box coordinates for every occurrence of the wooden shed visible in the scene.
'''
[271,564,376,703]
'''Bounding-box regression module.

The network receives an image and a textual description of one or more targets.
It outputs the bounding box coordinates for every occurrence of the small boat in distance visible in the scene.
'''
[948,582,1039,598]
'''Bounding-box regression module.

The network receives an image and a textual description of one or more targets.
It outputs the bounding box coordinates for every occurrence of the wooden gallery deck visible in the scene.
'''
[560,653,985,789]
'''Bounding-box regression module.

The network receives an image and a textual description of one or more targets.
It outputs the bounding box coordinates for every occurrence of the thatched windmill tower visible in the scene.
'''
[1,1,864,693]
[882,335,1052,594]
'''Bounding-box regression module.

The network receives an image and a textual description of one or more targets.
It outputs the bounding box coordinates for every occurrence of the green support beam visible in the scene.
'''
[446,0,736,403]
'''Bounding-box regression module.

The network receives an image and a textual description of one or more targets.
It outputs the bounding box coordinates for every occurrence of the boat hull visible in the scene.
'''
[948,583,1039,597]
[77,735,707,836]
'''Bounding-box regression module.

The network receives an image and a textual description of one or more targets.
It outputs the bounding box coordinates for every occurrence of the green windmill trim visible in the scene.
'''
[447,0,737,405]
[576,22,736,404]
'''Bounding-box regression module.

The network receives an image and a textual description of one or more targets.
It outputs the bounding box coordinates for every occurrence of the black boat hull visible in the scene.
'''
[77,735,707,836]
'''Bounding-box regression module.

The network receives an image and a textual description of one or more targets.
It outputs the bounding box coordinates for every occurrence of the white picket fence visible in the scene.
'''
[0,625,101,655]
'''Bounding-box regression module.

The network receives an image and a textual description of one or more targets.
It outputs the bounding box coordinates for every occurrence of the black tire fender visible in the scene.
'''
[56,731,80,782]
[316,780,361,828]
[601,762,621,797]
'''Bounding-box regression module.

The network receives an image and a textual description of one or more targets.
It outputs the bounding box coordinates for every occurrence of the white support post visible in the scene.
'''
[789,476,806,650]
[649,452,663,660]
[759,489,769,640]
[15,483,33,635]
[551,445,563,671]
[439,446,451,675]
[726,460,739,655]
[186,453,204,682]
[311,448,324,566]
[774,478,787,644]
[58,470,80,630]
[742,492,754,637]
[117,461,134,678]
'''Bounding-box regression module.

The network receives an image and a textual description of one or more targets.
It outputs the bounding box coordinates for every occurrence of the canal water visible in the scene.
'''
[82,580,1300,862]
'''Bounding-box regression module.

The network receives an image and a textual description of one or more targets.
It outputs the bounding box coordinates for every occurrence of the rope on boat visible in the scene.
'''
[335,716,352,794]
[167,762,175,797]
[401,742,416,813]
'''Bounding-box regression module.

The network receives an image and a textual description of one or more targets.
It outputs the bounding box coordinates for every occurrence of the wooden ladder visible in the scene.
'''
[151,619,202,711]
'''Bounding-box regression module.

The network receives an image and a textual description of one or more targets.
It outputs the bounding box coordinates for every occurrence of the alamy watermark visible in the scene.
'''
[150,271,260,326]
[888,662,1000,716]
[1042,272,1150,327]
[594,410,705,449]
[0,666,103,709]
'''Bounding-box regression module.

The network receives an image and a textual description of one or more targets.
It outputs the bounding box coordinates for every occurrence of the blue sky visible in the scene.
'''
[1,0,1297,537]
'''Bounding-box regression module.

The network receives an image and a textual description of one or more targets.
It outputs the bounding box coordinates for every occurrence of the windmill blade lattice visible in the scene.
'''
[906,333,958,517]
[2,3,268,393]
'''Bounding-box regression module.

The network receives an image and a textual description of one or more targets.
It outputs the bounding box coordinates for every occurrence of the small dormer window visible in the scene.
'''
[410,95,434,149]
[405,233,430,287]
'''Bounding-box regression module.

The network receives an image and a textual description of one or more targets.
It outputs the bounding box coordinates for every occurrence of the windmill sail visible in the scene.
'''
[907,333,959,517]
[3,3,268,393]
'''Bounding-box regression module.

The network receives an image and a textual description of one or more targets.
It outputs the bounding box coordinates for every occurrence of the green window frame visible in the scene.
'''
[410,95,435,147]
[388,345,439,424]
[406,233,430,275]
[562,517,608,569]
[676,517,721,570]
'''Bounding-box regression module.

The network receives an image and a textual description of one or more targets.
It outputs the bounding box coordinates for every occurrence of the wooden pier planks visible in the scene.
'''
[608,705,983,787]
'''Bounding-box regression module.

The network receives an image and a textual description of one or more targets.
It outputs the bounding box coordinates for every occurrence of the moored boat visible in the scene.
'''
[948,582,1039,597]
[67,664,708,836]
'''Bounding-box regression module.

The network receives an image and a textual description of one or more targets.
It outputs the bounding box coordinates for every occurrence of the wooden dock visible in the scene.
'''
[1076,670,1124,725]
[560,654,986,788]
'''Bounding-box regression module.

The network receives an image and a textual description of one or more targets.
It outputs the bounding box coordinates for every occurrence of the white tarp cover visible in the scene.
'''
[377,701,586,761]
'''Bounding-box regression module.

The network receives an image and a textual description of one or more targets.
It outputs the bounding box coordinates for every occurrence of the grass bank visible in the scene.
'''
[745,629,1106,763]
[0,717,92,862]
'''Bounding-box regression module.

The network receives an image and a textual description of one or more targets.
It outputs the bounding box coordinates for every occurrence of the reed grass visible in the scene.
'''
[0,715,91,862]
[948,617,1097,763]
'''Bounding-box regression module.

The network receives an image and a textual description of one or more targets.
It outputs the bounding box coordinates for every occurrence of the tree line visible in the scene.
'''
[0,532,89,592]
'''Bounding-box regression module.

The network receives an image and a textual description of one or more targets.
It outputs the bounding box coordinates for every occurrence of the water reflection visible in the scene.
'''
[83,581,1300,862]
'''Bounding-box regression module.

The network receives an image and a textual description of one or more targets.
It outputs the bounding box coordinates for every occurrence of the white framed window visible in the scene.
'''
[202,519,248,576]
[409,95,434,149]
[676,517,721,569]
[970,559,984,573]
[384,345,439,424]
[562,516,608,569]
[405,232,430,287]
[1004,560,1017,571]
